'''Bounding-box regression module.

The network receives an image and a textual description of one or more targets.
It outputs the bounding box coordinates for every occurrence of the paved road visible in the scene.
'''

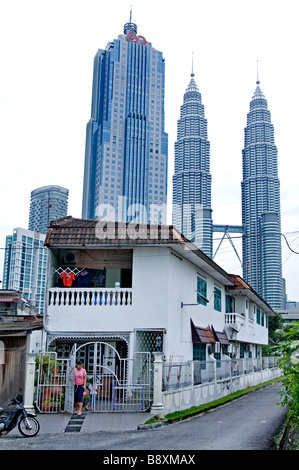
[0,383,287,451]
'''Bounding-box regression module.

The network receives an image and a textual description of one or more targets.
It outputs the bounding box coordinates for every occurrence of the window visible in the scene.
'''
[197,275,207,306]
[257,308,261,325]
[225,294,235,313]
[214,287,222,312]
[214,352,221,367]
[193,343,206,361]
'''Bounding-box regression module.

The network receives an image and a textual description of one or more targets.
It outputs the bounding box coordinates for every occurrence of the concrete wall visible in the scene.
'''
[162,367,282,415]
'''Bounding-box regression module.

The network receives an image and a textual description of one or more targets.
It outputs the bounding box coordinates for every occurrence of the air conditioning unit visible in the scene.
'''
[215,342,220,353]
[227,344,233,354]
[64,251,76,264]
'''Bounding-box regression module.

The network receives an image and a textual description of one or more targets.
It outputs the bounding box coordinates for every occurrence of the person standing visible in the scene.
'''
[85,377,99,411]
[74,361,87,415]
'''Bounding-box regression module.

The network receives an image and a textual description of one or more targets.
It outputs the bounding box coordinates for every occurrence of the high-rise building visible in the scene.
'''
[29,185,69,234]
[82,15,168,224]
[241,76,283,309]
[2,228,48,313]
[172,71,213,257]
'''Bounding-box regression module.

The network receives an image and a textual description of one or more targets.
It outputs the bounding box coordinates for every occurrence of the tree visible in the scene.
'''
[274,321,299,426]
[262,313,283,356]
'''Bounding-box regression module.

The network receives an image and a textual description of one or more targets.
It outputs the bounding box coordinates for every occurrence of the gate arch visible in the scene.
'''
[66,341,150,413]
[37,341,151,413]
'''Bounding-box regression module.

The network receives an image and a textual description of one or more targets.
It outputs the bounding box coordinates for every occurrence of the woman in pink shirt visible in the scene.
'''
[74,360,87,415]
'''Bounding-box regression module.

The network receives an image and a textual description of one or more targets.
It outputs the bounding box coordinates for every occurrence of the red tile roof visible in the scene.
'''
[45,217,180,247]
[227,274,275,315]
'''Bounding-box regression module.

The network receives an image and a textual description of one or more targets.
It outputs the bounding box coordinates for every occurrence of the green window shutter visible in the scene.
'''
[193,343,206,361]
[214,287,222,312]
[257,309,261,325]
[197,276,207,306]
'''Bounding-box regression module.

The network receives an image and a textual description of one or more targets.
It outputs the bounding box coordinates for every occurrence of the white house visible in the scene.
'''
[43,217,274,363]
[35,217,279,414]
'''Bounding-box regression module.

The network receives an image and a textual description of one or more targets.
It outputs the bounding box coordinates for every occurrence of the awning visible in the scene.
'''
[212,326,230,345]
[0,298,18,303]
[191,320,230,345]
[191,320,215,344]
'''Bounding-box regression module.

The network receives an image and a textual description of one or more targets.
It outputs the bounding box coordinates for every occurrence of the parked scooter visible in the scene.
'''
[0,394,40,437]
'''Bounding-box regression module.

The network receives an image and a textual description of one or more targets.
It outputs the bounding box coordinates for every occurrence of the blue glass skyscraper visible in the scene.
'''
[82,17,168,224]
[241,76,283,309]
[172,71,213,257]
[29,185,69,234]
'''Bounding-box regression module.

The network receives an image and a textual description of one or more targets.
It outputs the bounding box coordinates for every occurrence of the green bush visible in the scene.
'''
[273,321,299,426]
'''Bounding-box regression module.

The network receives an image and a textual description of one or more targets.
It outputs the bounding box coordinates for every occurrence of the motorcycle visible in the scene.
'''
[0,394,40,437]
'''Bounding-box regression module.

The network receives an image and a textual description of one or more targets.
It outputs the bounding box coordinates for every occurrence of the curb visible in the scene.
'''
[137,421,167,431]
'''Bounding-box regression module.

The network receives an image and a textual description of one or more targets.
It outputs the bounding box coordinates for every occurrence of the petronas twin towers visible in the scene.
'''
[172,69,283,309]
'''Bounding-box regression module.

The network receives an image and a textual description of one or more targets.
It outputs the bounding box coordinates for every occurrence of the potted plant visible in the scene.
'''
[40,399,53,412]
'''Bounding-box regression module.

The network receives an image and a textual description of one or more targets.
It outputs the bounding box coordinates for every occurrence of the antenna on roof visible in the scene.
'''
[191,52,195,77]
[256,60,260,85]
[130,5,132,23]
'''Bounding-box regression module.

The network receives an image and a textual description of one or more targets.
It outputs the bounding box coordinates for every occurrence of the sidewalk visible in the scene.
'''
[8,410,149,436]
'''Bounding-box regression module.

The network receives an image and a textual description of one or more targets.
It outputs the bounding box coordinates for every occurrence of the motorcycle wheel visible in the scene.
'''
[18,417,40,437]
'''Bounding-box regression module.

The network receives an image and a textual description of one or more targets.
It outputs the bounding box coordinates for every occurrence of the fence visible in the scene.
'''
[35,353,68,413]
[162,356,279,391]
[160,356,281,415]
[35,348,151,413]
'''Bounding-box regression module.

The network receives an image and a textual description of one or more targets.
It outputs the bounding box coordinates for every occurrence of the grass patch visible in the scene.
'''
[145,377,281,425]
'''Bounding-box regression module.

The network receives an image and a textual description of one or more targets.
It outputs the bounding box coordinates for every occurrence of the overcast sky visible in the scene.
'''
[0,0,298,301]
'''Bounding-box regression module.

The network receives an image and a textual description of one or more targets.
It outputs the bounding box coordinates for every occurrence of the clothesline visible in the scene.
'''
[52,267,85,276]
[53,267,106,288]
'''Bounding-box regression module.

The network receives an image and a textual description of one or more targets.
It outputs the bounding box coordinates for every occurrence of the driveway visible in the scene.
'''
[0,382,287,451]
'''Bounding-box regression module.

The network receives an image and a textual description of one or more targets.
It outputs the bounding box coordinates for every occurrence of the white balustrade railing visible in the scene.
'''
[225,312,245,326]
[48,288,133,307]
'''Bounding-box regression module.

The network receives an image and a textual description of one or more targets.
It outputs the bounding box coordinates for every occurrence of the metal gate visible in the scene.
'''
[35,351,69,413]
[35,343,151,413]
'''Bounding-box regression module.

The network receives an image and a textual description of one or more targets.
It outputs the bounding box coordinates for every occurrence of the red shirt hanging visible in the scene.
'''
[60,270,76,287]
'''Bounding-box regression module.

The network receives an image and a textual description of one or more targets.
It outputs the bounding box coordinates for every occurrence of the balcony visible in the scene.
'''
[224,313,245,339]
[48,287,133,308]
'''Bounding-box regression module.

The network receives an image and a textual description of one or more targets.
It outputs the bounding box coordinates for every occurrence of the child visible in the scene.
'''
[85,377,99,411]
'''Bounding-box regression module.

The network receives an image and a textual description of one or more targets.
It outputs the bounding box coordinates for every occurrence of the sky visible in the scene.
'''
[0,0,298,302]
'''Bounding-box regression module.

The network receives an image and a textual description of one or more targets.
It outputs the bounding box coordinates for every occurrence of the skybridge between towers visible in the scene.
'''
[213,224,244,265]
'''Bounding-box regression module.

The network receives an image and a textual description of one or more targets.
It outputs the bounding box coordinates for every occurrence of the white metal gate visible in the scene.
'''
[35,351,69,413]
[36,343,151,413]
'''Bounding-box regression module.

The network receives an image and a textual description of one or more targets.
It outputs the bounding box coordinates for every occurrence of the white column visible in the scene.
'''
[23,353,36,411]
[150,352,164,418]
